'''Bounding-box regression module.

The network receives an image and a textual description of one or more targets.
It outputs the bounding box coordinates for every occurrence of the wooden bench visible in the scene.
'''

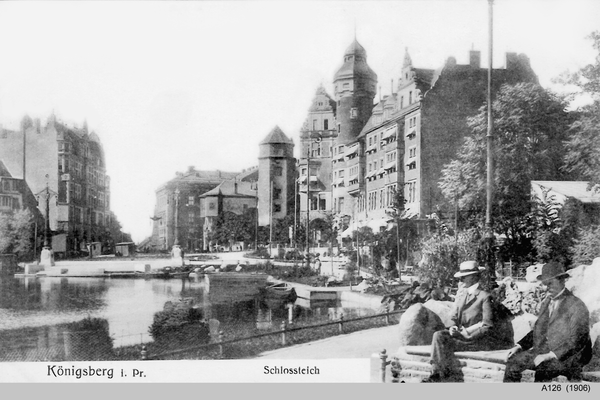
[382,346,600,383]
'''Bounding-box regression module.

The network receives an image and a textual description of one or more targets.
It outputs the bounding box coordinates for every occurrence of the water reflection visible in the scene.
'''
[0,274,377,361]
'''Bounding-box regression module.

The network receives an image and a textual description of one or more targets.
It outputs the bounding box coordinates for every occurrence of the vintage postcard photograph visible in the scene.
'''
[0,0,599,388]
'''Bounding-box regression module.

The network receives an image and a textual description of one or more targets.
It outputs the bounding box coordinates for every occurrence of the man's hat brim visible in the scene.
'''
[454,267,485,278]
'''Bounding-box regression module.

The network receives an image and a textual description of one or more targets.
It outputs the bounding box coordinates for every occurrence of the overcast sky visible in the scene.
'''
[0,0,598,242]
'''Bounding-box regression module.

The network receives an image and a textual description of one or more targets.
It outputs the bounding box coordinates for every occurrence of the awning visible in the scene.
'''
[367,218,391,232]
[345,145,359,158]
[309,176,318,182]
[383,126,397,140]
[376,168,385,176]
[297,176,307,183]
[334,153,345,162]
[384,160,396,170]
[340,221,361,238]
[333,177,344,186]
[405,129,416,138]
[366,142,378,153]
[348,174,359,183]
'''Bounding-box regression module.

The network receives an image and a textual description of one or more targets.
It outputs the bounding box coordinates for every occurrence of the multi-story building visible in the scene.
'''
[330,39,378,219]
[296,40,538,243]
[149,167,240,251]
[297,86,337,224]
[350,49,538,230]
[257,126,295,226]
[0,114,114,256]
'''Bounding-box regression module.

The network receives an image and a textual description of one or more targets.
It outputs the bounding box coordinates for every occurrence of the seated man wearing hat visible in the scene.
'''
[503,262,592,382]
[428,261,514,382]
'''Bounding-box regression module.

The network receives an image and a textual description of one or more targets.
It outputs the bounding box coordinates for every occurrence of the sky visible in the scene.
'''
[0,0,598,243]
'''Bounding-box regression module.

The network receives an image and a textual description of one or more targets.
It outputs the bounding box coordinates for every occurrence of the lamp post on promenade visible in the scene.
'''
[485,0,496,285]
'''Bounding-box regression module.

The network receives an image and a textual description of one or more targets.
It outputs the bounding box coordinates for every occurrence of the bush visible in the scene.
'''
[284,249,304,261]
[571,225,600,266]
[417,229,479,287]
[149,303,209,344]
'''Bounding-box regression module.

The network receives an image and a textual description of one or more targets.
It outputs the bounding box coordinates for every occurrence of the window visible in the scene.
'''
[188,196,195,206]
[337,123,341,133]
[400,96,404,109]
[406,181,417,203]
[380,189,385,209]
[368,137,372,147]
[339,169,345,178]
[407,161,417,170]
[313,119,317,130]
[338,197,344,212]
[311,197,318,210]
[274,166,283,176]
[319,198,326,210]
[188,211,195,223]
[274,204,282,213]
[209,202,215,210]
[273,188,281,200]
[324,119,328,130]
[409,147,417,158]
[343,83,350,89]
[301,168,307,176]
[409,91,413,104]
[350,108,358,119]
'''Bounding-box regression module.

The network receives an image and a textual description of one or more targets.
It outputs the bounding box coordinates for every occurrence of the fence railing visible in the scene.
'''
[143,307,406,360]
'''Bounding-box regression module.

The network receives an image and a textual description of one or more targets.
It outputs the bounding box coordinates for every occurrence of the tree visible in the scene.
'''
[557,31,600,191]
[439,83,573,257]
[0,209,34,258]
[210,210,254,247]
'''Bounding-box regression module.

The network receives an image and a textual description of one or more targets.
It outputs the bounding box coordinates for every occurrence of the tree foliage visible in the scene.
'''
[570,225,600,266]
[439,83,573,250]
[557,31,600,190]
[417,229,480,288]
[0,209,34,256]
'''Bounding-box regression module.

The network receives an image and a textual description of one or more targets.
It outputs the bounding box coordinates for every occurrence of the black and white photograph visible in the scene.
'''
[0,0,599,386]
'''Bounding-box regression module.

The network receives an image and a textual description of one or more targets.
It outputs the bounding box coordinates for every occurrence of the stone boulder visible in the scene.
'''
[398,303,446,346]
[422,300,454,328]
[526,264,543,282]
[567,258,600,325]
[511,312,537,343]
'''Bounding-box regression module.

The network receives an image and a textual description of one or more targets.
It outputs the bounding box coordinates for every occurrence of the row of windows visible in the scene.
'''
[312,119,329,131]
[0,195,20,210]
[1,179,19,193]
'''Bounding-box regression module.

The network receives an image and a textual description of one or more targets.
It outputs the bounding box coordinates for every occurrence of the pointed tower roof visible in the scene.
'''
[259,126,294,145]
[403,47,413,68]
[334,38,377,82]
[344,39,367,58]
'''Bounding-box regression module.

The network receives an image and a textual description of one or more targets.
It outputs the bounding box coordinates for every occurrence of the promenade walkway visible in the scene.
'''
[255,324,399,382]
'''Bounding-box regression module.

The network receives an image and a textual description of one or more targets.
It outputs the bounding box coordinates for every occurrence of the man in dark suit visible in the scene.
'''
[428,261,514,382]
[503,262,592,382]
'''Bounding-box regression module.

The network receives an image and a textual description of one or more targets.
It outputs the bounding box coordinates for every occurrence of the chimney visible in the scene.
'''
[469,50,481,68]
[506,52,518,69]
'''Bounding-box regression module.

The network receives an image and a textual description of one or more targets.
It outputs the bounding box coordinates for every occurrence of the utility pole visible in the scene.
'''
[485,0,496,285]
[306,145,311,269]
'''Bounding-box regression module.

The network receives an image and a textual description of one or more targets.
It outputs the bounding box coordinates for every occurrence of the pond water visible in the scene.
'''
[0,274,378,361]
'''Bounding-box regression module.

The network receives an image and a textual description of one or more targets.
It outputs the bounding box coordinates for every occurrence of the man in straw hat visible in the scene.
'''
[427,261,514,382]
[503,262,592,382]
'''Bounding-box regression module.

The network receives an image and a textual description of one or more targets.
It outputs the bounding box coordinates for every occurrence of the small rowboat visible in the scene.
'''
[261,282,298,304]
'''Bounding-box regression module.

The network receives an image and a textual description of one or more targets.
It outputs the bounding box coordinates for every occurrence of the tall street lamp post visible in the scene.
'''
[485,0,496,285]
[173,188,180,247]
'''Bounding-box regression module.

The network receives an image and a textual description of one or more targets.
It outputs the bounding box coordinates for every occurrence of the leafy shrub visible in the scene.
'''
[417,229,479,287]
[571,225,600,266]
[149,304,209,344]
